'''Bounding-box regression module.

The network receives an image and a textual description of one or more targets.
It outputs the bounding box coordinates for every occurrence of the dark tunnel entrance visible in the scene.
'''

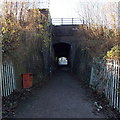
[53,43,71,68]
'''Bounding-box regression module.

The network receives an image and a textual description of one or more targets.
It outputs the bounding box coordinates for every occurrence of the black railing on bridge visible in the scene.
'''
[52,18,85,25]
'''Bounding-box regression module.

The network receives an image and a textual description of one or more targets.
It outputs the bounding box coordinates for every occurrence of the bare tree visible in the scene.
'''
[77,1,120,58]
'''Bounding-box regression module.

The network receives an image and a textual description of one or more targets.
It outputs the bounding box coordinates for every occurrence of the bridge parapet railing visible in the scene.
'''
[52,18,85,25]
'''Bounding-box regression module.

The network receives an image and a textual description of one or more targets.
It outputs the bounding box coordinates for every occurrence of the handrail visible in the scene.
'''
[52,18,85,25]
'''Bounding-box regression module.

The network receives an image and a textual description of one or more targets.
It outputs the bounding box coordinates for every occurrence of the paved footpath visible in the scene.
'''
[14,70,107,118]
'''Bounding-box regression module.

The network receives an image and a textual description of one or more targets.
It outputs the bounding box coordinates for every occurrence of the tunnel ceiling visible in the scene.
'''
[53,43,71,58]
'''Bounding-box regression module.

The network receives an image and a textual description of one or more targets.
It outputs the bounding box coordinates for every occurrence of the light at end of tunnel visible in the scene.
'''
[58,57,68,65]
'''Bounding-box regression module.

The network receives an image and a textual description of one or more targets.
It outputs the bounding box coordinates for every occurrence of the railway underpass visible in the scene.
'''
[2,18,119,119]
[13,19,117,119]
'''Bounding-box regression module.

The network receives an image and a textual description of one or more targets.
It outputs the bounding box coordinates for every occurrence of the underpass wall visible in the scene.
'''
[52,25,81,70]
[73,47,93,85]
[52,24,93,82]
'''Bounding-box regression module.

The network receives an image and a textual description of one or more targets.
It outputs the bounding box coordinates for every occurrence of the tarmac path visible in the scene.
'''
[14,69,106,118]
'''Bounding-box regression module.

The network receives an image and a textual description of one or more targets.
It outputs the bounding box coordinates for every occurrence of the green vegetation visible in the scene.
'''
[105,45,120,60]
[1,7,50,56]
[78,2,120,60]
[1,2,51,88]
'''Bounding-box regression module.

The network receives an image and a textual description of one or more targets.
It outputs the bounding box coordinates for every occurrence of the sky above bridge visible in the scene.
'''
[0,0,119,26]
[49,0,119,18]
[0,0,119,16]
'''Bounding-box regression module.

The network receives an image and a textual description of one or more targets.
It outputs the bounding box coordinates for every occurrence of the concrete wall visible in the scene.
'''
[52,25,82,70]
[73,47,93,85]
[52,24,93,84]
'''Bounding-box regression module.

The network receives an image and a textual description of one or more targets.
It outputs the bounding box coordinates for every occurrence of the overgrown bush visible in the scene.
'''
[105,45,120,60]
[77,2,120,59]
[1,1,51,88]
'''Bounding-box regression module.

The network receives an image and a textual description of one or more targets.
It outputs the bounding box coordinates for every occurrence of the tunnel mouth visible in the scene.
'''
[53,42,71,68]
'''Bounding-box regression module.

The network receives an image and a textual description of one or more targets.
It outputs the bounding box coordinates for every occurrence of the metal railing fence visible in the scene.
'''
[52,18,85,25]
[1,63,16,97]
[90,59,120,112]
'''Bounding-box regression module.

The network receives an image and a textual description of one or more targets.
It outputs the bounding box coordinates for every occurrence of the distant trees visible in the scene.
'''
[1,1,51,82]
[1,1,50,57]
[77,1,120,59]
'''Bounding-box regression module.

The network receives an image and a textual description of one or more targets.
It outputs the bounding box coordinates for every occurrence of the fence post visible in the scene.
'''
[72,18,73,25]
[61,18,63,25]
